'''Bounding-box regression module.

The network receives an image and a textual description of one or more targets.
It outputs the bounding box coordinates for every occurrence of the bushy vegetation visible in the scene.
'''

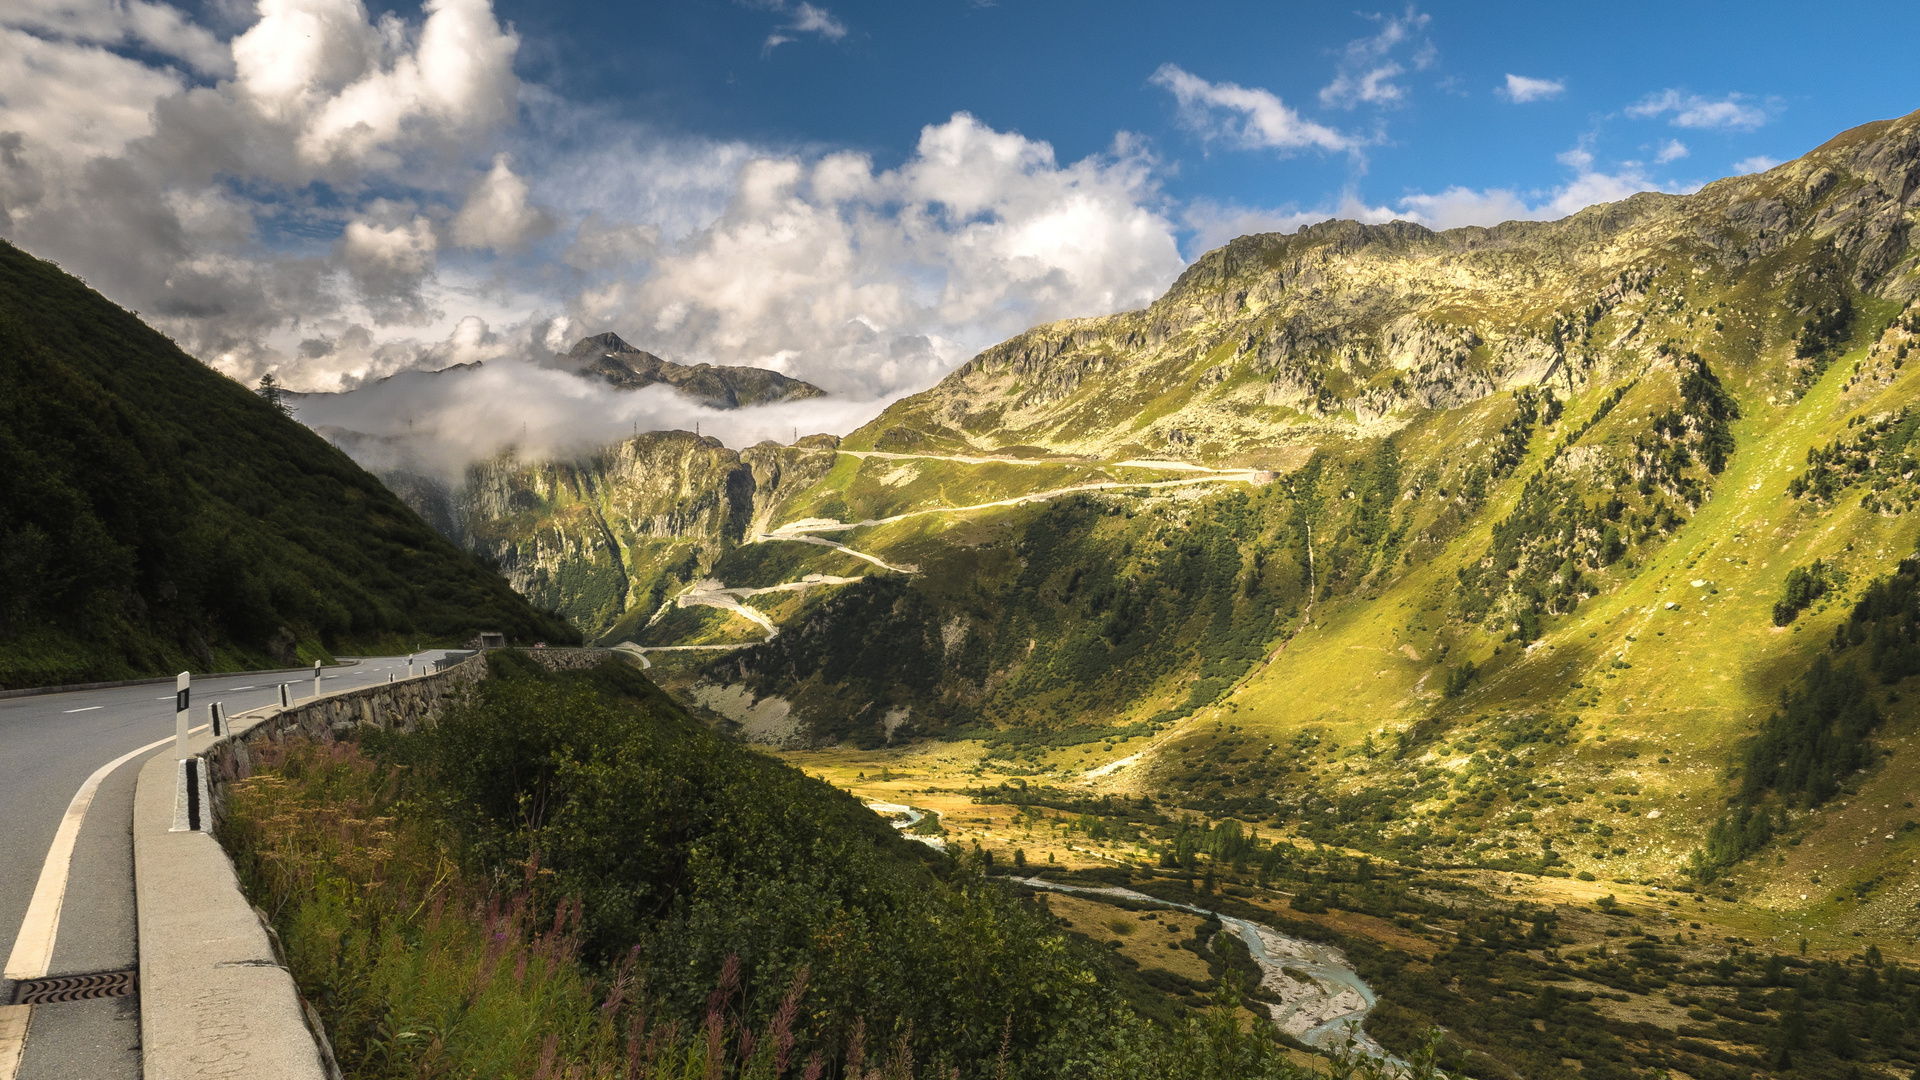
[0,240,574,688]
[1772,560,1835,626]
[1455,358,1735,645]
[1788,407,1920,514]
[224,655,1454,1079]
[1023,844,1920,1080]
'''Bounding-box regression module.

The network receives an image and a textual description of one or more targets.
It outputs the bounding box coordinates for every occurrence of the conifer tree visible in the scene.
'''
[256,371,292,416]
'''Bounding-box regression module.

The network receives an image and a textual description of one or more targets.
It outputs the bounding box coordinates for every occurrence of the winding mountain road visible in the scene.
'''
[631,454,1271,655]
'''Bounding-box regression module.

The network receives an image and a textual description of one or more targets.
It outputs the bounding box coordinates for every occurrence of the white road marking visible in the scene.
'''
[4,724,209,983]
[225,686,255,691]
[61,707,102,714]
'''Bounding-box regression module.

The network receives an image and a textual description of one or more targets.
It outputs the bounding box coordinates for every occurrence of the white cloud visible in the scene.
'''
[1498,74,1563,103]
[451,153,556,252]
[1318,6,1434,109]
[760,0,847,53]
[293,354,892,480]
[1151,64,1353,154]
[1733,155,1781,175]
[1627,89,1769,131]
[0,25,186,164]
[1397,144,1697,230]
[573,114,1187,398]
[2,0,233,76]
[338,210,439,323]
[1654,138,1689,164]
[1395,186,1535,231]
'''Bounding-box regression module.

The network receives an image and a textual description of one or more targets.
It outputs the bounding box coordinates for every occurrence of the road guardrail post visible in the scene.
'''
[173,672,189,758]
[312,661,321,699]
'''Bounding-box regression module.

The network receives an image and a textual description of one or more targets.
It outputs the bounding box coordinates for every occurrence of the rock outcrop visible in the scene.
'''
[392,432,838,641]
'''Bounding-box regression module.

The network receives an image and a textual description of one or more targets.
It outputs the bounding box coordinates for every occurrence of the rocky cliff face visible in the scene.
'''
[566,332,825,408]
[399,431,838,640]
[852,114,1920,461]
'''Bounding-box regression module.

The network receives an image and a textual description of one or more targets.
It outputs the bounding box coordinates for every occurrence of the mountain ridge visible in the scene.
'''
[845,111,1917,462]
[566,331,826,408]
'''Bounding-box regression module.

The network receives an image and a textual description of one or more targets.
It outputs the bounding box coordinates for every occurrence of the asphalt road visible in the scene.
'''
[0,652,458,1079]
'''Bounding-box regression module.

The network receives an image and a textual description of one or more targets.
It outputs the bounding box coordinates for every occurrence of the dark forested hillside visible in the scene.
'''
[0,240,576,688]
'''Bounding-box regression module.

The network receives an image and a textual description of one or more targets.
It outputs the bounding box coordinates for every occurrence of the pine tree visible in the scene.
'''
[256,372,293,417]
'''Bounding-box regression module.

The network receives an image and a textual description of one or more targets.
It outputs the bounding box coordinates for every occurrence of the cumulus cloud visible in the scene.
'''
[1318,6,1434,109]
[451,153,556,252]
[3,0,233,76]
[572,114,1186,397]
[1498,74,1563,103]
[0,0,1190,478]
[338,209,440,323]
[1152,64,1353,154]
[1654,138,1688,164]
[1627,89,1769,130]
[1732,155,1781,175]
[0,0,529,389]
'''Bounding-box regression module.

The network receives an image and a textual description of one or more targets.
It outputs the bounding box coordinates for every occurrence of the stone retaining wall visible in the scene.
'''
[203,648,622,821]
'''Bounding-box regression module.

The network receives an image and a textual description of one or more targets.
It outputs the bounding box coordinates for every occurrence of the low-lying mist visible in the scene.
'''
[290,359,892,481]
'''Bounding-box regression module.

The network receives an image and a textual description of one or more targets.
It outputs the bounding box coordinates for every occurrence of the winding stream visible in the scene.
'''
[857,804,1390,1060]
[1009,876,1394,1061]
[867,801,946,850]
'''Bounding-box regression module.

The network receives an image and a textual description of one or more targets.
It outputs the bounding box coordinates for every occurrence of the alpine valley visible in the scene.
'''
[354,110,1920,1078]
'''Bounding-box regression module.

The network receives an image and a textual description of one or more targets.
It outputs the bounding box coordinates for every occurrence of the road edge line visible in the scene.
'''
[2,733,180,984]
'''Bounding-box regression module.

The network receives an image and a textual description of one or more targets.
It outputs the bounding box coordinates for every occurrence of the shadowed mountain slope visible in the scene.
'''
[0,239,577,688]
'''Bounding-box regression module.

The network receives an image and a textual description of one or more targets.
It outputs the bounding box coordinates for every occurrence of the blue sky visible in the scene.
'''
[503,0,1919,246]
[2,0,1917,452]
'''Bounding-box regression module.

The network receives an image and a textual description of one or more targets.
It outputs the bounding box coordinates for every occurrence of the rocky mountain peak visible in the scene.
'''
[566,331,645,362]
[562,332,825,410]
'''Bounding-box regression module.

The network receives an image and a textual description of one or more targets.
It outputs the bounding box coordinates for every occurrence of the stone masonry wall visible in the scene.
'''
[203,648,623,822]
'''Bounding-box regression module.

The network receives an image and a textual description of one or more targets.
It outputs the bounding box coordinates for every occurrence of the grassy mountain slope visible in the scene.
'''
[0,239,577,688]
[380,433,842,641]
[596,112,1920,902]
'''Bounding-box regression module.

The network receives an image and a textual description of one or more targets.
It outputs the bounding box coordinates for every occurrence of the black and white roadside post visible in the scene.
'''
[278,683,290,708]
[207,700,225,738]
[171,671,207,832]
[406,654,414,678]
[173,672,190,757]
[312,660,322,699]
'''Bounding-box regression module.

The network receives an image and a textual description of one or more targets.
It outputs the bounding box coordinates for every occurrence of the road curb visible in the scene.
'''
[133,735,333,1080]
[0,660,362,702]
